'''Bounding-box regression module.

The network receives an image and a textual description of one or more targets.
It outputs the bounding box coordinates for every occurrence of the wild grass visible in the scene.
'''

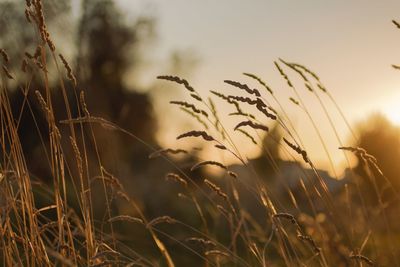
[1,1,399,266]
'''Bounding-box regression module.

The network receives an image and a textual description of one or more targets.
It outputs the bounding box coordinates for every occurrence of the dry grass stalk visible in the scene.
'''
[227,95,258,106]
[90,260,124,267]
[204,250,230,258]
[215,144,227,150]
[35,90,51,117]
[208,97,226,139]
[234,120,269,132]
[69,137,83,178]
[297,234,321,254]
[317,83,327,93]
[191,161,228,171]
[25,51,34,59]
[99,167,123,189]
[227,171,238,179]
[45,247,76,267]
[149,148,188,159]
[21,59,29,73]
[256,100,277,120]
[165,173,188,187]
[116,191,130,202]
[91,250,121,262]
[35,60,45,71]
[224,79,261,97]
[349,253,374,266]
[210,90,242,112]
[267,105,277,114]
[34,45,42,58]
[3,2,399,263]
[0,48,9,63]
[204,179,229,201]
[92,175,122,189]
[179,107,209,129]
[274,61,293,87]
[170,101,208,117]
[289,97,299,106]
[186,237,216,247]
[305,83,313,92]
[108,216,143,224]
[392,64,400,70]
[31,1,56,52]
[190,93,202,101]
[243,72,274,95]
[147,216,177,227]
[177,192,190,200]
[33,0,47,41]
[79,91,90,116]
[273,213,299,226]
[59,54,77,86]
[2,65,14,80]
[392,20,400,29]
[290,62,320,81]
[229,111,256,120]
[227,95,277,120]
[283,137,309,163]
[177,130,214,141]
[339,146,377,164]
[25,8,32,23]
[46,37,56,51]
[39,221,59,234]
[35,204,58,215]
[157,75,195,92]
[236,128,257,145]
[279,58,309,82]
[60,116,118,131]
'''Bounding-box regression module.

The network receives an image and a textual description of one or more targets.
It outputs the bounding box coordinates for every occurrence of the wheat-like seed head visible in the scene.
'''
[191,161,227,171]
[2,65,14,80]
[186,237,216,247]
[59,54,77,86]
[165,173,188,187]
[204,179,228,201]
[234,120,269,132]
[177,130,214,141]
[147,216,177,227]
[108,216,143,224]
[224,79,261,97]
[170,101,208,117]
[157,75,195,92]
[349,253,374,266]
[243,72,274,95]
[0,49,9,63]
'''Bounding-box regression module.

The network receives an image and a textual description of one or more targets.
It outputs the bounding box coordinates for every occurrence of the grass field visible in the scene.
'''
[0,1,399,266]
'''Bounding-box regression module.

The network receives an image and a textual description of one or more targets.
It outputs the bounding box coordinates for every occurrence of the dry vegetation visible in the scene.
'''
[1,1,400,266]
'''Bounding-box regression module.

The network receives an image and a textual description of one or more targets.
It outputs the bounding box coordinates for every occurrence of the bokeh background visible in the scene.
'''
[3,0,400,170]
[2,0,400,265]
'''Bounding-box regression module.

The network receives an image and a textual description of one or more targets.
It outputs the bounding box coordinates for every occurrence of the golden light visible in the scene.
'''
[382,91,400,126]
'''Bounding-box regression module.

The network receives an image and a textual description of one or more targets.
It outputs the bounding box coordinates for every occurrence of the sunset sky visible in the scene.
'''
[88,0,400,175]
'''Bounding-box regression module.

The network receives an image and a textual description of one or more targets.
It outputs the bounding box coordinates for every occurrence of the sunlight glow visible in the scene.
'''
[382,91,400,125]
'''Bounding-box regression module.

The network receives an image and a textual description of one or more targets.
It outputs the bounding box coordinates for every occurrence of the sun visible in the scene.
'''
[382,95,400,126]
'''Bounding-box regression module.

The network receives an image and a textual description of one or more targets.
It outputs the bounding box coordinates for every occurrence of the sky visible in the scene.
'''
[106,0,400,175]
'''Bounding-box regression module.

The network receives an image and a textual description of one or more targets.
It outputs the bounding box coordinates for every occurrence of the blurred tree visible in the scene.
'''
[0,0,158,181]
[74,0,158,171]
[354,113,400,199]
[0,0,70,60]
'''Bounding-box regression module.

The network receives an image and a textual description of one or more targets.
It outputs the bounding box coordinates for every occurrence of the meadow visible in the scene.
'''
[0,1,400,266]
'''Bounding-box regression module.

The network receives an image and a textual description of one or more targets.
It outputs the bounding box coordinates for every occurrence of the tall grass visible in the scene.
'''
[0,1,399,266]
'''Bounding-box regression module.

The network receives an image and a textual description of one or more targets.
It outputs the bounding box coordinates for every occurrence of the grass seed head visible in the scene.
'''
[0,49,10,63]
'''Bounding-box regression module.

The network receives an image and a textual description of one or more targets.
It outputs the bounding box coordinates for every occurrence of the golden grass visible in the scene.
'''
[1,1,400,266]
